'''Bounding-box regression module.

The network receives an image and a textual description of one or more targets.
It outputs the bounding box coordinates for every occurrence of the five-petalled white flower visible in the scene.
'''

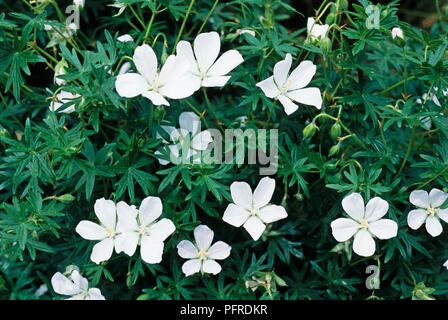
[256,53,322,115]
[307,17,329,41]
[176,31,244,90]
[223,177,288,241]
[155,112,213,165]
[391,27,404,40]
[49,90,80,113]
[75,198,118,264]
[114,196,175,263]
[177,225,231,276]
[331,193,398,257]
[407,189,448,237]
[51,266,105,300]
[115,44,197,106]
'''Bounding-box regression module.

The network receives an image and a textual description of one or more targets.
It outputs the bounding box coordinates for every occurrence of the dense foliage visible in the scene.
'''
[1,0,448,300]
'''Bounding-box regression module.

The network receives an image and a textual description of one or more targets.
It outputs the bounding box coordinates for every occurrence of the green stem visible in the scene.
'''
[197,0,219,35]
[129,4,146,29]
[395,125,417,178]
[143,9,157,42]
[380,76,416,95]
[172,0,196,54]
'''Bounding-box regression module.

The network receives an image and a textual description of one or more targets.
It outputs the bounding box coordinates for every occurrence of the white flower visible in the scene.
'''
[75,198,118,264]
[49,91,80,113]
[35,284,48,297]
[51,268,105,300]
[115,44,197,106]
[73,0,85,8]
[155,112,212,165]
[237,29,256,37]
[54,59,68,85]
[223,177,288,241]
[177,225,231,276]
[256,53,322,115]
[118,61,132,75]
[331,193,398,257]
[176,31,244,89]
[391,27,404,40]
[307,17,329,41]
[444,260,448,270]
[114,196,175,264]
[117,34,133,43]
[407,189,448,237]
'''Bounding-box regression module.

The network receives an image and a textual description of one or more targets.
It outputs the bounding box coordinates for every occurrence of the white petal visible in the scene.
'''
[194,225,214,251]
[342,193,365,221]
[177,240,198,259]
[69,270,88,291]
[258,205,288,223]
[409,190,430,208]
[75,221,107,240]
[93,198,116,229]
[207,241,231,260]
[148,218,175,242]
[330,218,360,242]
[91,238,114,264]
[252,177,275,208]
[118,62,132,75]
[133,44,157,82]
[192,130,212,151]
[407,209,428,229]
[223,204,250,227]
[278,95,299,115]
[368,219,398,239]
[182,259,201,276]
[202,259,222,275]
[438,208,448,223]
[207,50,244,76]
[429,188,448,208]
[176,40,199,74]
[86,288,105,300]
[201,75,231,87]
[230,181,253,210]
[140,236,164,264]
[114,232,139,256]
[273,53,292,88]
[243,216,266,241]
[117,34,133,42]
[193,32,221,73]
[364,197,389,222]
[141,90,170,106]
[179,112,200,135]
[444,260,448,269]
[139,196,163,226]
[425,216,443,237]
[158,55,189,87]
[116,201,138,233]
[256,76,280,99]
[287,87,322,109]
[287,60,317,90]
[115,73,146,98]
[51,272,80,296]
[352,229,376,257]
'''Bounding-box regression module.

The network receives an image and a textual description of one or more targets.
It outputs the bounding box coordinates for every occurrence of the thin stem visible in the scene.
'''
[395,125,417,178]
[197,0,219,35]
[143,9,157,42]
[172,0,196,54]
[380,76,416,95]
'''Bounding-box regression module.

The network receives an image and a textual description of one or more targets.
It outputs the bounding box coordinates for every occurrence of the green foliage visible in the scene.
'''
[1,0,448,300]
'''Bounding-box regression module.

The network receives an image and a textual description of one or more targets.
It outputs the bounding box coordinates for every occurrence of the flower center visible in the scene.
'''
[198,249,208,260]
[105,227,115,238]
[359,219,369,229]
[427,207,438,216]
[250,207,260,217]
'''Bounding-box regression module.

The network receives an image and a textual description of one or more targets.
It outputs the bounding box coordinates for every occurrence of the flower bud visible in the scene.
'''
[330,122,342,140]
[325,13,336,25]
[54,59,68,86]
[338,0,349,10]
[328,143,340,156]
[153,105,166,121]
[320,37,332,54]
[56,194,76,203]
[303,122,318,138]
